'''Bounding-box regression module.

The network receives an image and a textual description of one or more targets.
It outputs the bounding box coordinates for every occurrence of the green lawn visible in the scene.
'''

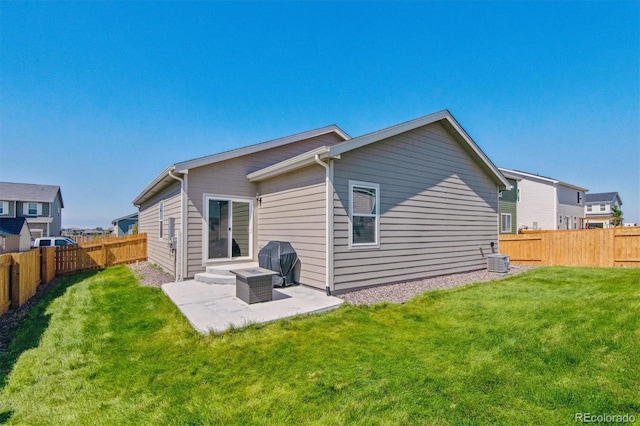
[1,266,638,425]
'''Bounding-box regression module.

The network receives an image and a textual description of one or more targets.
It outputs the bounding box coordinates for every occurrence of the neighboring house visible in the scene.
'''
[498,169,587,230]
[498,177,519,234]
[584,192,623,228]
[0,217,32,254]
[133,110,510,293]
[0,182,64,238]
[112,213,139,236]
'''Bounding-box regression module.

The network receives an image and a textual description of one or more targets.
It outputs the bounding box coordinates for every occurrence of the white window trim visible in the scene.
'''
[23,202,42,216]
[158,201,164,240]
[202,194,254,264]
[348,180,380,249]
[0,201,8,215]
[501,213,512,233]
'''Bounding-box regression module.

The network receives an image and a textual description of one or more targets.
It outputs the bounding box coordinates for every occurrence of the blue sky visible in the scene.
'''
[1,1,638,227]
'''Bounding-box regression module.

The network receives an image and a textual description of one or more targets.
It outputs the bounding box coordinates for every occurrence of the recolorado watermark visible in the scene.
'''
[575,412,636,423]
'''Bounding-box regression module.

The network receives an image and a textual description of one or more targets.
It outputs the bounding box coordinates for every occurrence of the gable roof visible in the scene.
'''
[111,212,139,225]
[585,192,622,204]
[0,217,28,237]
[248,110,511,189]
[498,168,588,192]
[0,182,64,207]
[133,125,350,206]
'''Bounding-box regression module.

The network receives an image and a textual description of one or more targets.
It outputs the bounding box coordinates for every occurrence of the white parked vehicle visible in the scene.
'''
[32,237,76,248]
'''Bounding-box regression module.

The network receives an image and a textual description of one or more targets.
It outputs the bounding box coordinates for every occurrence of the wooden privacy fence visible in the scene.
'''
[0,247,56,313]
[499,227,640,267]
[1,234,147,315]
[0,254,11,315]
[56,233,147,275]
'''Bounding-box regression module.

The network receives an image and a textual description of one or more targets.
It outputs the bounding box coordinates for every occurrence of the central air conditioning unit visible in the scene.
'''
[487,254,510,273]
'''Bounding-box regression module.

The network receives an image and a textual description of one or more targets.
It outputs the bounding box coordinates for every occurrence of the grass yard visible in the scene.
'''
[0,266,638,425]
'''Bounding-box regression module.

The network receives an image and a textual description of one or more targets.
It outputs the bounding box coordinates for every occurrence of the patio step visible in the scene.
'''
[194,272,236,285]
[194,262,259,285]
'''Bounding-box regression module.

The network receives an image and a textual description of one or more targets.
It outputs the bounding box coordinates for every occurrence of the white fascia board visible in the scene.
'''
[25,217,54,224]
[328,110,450,157]
[558,181,589,192]
[328,110,510,189]
[499,168,587,192]
[132,165,176,206]
[246,146,331,182]
[175,125,349,173]
[498,168,558,184]
[443,114,511,190]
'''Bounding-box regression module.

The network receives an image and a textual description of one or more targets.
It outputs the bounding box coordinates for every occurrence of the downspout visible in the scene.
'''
[168,168,185,282]
[314,154,333,296]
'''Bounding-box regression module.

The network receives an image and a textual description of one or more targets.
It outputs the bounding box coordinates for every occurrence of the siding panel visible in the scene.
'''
[257,165,326,289]
[185,132,341,277]
[332,121,499,292]
[139,182,181,276]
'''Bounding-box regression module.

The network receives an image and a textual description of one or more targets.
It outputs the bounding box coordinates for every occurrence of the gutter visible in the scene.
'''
[314,154,334,296]
[168,168,185,282]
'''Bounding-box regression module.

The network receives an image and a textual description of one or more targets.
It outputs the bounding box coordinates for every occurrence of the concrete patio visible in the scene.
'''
[162,280,344,334]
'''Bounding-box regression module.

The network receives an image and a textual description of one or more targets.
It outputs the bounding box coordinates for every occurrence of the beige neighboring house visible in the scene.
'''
[0,182,64,238]
[0,217,32,254]
[584,192,623,228]
[133,110,510,293]
[498,168,588,231]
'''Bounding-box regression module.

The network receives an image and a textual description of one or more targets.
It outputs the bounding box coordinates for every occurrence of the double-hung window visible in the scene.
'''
[501,213,512,233]
[349,181,380,248]
[23,202,41,216]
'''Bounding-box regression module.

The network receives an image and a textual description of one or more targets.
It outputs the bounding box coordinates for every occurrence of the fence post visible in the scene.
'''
[10,256,19,308]
[102,241,108,268]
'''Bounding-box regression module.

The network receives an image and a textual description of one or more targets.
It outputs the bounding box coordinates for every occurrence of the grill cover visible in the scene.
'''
[258,241,300,287]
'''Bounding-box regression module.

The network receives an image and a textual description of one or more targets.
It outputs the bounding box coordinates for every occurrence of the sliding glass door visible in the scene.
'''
[206,197,252,260]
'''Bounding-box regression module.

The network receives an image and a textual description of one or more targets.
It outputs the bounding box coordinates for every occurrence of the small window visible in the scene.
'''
[587,205,592,212]
[159,201,164,239]
[349,181,380,247]
[501,213,512,233]
[600,204,606,212]
[24,202,41,216]
[39,239,52,247]
[0,201,7,215]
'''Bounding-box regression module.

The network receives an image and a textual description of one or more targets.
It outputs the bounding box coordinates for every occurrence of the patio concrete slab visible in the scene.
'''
[162,280,344,334]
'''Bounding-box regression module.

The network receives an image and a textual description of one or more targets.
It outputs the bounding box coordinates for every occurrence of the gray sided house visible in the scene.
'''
[112,213,139,237]
[0,182,64,238]
[134,111,510,293]
[498,178,519,234]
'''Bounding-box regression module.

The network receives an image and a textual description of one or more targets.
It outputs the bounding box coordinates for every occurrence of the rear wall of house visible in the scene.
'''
[257,165,327,289]
[184,132,344,278]
[332,122,499,291]
[139,182,181,276]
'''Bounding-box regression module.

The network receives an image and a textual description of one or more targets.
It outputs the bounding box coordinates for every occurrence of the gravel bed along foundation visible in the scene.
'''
[336,266,535,305]
[128,261,175,288]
